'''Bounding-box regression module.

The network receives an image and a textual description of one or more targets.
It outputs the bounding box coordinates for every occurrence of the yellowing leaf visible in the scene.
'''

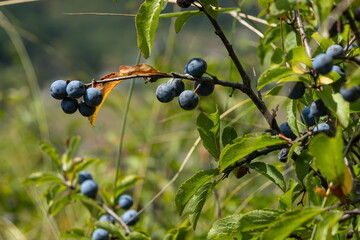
[88,63,165,126]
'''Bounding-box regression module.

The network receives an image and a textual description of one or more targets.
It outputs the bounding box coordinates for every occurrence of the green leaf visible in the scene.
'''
[175,168,219,215]
[135,0,164,58]
[23,172,63,186]
[247,162,286,192]
[219,133,287,172]
[207,210,282,239]
[315,211,343,240]
[285,46,312,67]
[303,172,323,206]
[175,12,200,33]
[48,195,72,216]
[197,108,221,160]
[279,179,299,210]
[309,128,344,185]
[164,220,192,240]
[202,0,219,19]
[39,141,61,169]
[284,31,298,52]
[257,67,299,90]
[260,208,325,240]
[222,126,238,147]
[314,0,334,34]
[346,68,360,87]
[128,232,151,240]
[115,175,143,200]
[95,221,126,240]
[62,136,81,165]
[295,151,312,183]
[187,182,213,229]
[60,228,87,240]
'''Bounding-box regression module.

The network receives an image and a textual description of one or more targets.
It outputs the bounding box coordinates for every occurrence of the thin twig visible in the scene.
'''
[295,9,311,57]
[100,203,132,235]
[344,10,360,47]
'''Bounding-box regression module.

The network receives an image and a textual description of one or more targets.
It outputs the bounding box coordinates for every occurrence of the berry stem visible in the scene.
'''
[100,202,132,235]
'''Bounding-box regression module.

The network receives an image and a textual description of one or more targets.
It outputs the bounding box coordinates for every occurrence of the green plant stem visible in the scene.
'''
[112,53,141,205]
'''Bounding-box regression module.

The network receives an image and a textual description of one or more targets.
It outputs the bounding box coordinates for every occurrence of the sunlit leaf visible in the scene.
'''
[247,162,286,192]
[95,221,126,240]
[315,211,343,240]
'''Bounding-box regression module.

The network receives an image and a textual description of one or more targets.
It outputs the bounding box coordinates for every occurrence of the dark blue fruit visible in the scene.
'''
[50,80,67,100]
[326,44,345,59]
[80,179,98,199]
[78,171,93,184]
[61,98,78,114]
[313,122,331,133]
[340,86,360,102]
[176,0,192,8]
[99,214,115,224]
[92,228,109,240]
[331,65,346,78]
[310,100,327,117]
[283,81,306,99]
[66,80,85,99]
[84,88,103,107]
[301,106,315,126]
[330,65,346,92]
[312,53,333,75]
[194,77,214,96]
[156,83,175,103]
[278,148,289,163]
[168,78,185,97]
[121,209,140,226]
[118,194,133,210]
[279,122,297,140]
[185,58,207,77]
[79,102,96,117]
[178,90,199,110]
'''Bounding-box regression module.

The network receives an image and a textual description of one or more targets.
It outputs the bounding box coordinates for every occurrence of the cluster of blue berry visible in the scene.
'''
[50,80,103,116]
[155,58,214,110]
[78,171,139,240]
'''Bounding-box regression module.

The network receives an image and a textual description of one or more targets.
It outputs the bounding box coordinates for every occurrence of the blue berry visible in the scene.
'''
[176,0,191,8]
[66,80,85,99]
[278,148,289,163]
[50,80,68,100]
[99,214,115,224]
[331,65,346,78]
[84,88,103,107]
[283,81,306,99]
[194,77,214,96]
[156,83,176,103]
[80,179,98,199]
[326,44,345,59]
[79,101,96,117]
[178,90,199,110]
[118,194,133,210]
[61,98,78,114]
[310,100,327,117]
[78,171,93,184]
[340,86,360,102]
[301,106,315,126]
[279,122,297,140]
[312,53,333,75]
[313,123,331,133]
[168,78,185,97]
[121,209,140,226]
[91,228,109,240]
[185,58,207,77]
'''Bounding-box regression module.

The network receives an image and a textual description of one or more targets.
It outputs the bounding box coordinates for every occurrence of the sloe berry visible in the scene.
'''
[194,77,214,96]
[310,100,327,117]
[118,194,133,210]
[168,78,185,97]
[301,106,315,126]
[156,83,176,103]
[313,122,331,133]
[84,88,103,107]
[278,148,289,163]
[99,214,115,224]
[178,90,199,110]
[283,81,306,99]
[121,209,140,226]
[80,179,98,199]
[326,44,345,59]
[185,58,207,77]
[66,80,85,99]
[79,102,96,117]
[176,0,191,8]
[50,80,67,100]
[312,53,333,75]
[91,228,109,240]
[61,98,78,114]
[279,122,297,140]
[78,171,93,184]
[340,86,360,102]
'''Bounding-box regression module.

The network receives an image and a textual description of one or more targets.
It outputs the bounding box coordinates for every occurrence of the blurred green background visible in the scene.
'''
[0,1,288,239]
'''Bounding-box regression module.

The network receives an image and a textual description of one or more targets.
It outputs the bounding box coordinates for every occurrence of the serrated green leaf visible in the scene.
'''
[219,134,287,172]
[207,210,282,239]
[175,12,199,33]
[257,67,299,90]
[260,208,325,240]
[295,151,312,183]
[309,128,344,185]
[39,141,61,169]
[315,211,343,240]
[247,162,286,192]
[187,182,213,229]
[197,109,221,160]
[23,172,63,186]
[285,46,312,67]
[222,126,238,147]
[136,0,164,58]
[175,168,218,215]
[95,221,126,240]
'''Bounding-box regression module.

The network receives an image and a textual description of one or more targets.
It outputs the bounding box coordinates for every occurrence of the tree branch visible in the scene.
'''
[295,9,311,57]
